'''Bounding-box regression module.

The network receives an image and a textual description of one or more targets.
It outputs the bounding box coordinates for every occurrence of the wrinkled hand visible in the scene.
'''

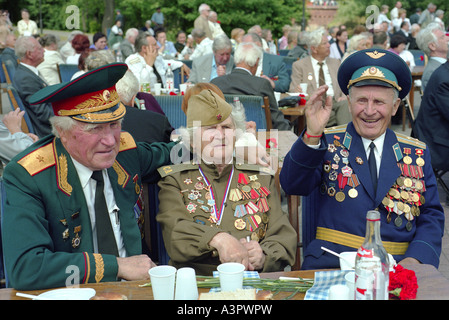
[260,75,275,88]
[117,254,157,280]
[182,64,191,78]
[143,45,158,67]
[3,109,25,135]
[239,238,265,271]
[303,85,333,145]
[217,64,227,77]
[209,232,249,269]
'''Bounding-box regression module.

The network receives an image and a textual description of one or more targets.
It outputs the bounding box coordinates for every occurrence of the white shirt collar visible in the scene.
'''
[71,157,94,189]
[430,56,447,64]
[20,62,39,76]
[361,132,386,157]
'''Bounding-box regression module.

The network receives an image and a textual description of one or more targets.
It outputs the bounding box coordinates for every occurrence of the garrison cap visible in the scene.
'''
[186,89,232,128]
[29,63,128,123]
[337,48,412,99]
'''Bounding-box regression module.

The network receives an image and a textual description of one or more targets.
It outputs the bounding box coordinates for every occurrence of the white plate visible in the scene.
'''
[36,288,96,300]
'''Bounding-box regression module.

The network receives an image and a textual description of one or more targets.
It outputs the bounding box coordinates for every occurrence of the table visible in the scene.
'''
[280,104,306,135]
[2,264,448,300]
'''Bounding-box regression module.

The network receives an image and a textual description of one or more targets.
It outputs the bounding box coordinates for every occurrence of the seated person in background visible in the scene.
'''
[289,27,351,127]
[242,33,290,93]
[0,108,38,177]
[416,22,449,92]
[37,34,65,85]
[155,28,177,58]
[189,28,214,61]
[187,34,234,84]
[117,70,172,143]
[126,32,190,90]
[174,30,187,54]
[13,36,54,137]
[156,89,297,275]
[280,48,444,270]
[90,32,108,51]
[211,42,291,131]
[66,34,90,65]
[288,31,309,60]
[119,28,139,61]
[0,33,18,68]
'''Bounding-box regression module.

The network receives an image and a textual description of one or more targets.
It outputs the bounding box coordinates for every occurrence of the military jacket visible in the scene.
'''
[156,161,297,275]
[280,122,445,269]
[2,132,175,290]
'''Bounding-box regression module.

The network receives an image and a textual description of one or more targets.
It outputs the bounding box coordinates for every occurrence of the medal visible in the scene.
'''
[72,233,81,248]
[403,148,412,165]
[335,173,347,202]
[186,202,197,213]
[229,188,243,202]
[394,215,403,227]
[355,157,363,165]
[335,191,345,202]
[184,178,192,185]
[234,218,246,230]
[348,188,358,198]
[415,149,425,166]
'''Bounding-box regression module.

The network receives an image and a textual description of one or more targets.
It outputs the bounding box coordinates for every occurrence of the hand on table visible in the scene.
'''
[209,232,249,269]
[117,254,157,280]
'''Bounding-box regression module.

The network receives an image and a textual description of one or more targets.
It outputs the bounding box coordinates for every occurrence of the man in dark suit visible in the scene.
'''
[211,42,291,131]
[117,70,172,144]
[12,36,53,137]
[414,61,449,172]
[242,33,290,93]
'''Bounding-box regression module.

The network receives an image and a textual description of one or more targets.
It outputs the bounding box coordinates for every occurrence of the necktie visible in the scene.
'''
[91,170,119,256]
[368,142,378,194]
[318,62,325,87]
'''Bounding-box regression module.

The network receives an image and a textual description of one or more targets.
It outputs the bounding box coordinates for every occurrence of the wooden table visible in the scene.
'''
[280,104,306,135]
[2,263,447,300]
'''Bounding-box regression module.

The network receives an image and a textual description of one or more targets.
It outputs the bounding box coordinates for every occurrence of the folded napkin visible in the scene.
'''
[304,270,347,300]
[210,271,259,292]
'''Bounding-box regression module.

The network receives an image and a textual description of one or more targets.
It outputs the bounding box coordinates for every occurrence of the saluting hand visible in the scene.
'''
[303,85,333,145]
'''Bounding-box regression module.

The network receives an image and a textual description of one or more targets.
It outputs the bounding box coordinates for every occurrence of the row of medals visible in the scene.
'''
[182,172,270,242]
[324,140,426,232]
[383,149,426,232]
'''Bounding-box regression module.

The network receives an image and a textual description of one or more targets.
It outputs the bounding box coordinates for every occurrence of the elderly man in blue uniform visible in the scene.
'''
[280,49,444,270]
[2,63,177,290]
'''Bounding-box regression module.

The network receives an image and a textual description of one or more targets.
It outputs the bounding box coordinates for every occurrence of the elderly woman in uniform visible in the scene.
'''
[156,89,297,275]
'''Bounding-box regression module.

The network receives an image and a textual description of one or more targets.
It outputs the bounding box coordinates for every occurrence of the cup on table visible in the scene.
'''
[328,284,350,300]
[339,251,357,270]
[299,83,308,94]
[154,83,162,95]
[274,91,281,102]
[179,83,188,95]
[148,265,176,300]
[345,271,355,300]
[217,262,245,292]
[174,267,198,300]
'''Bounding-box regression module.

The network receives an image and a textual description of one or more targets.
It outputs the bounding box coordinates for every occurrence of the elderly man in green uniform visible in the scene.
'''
[2,63,176,290]
[156,89,297,275]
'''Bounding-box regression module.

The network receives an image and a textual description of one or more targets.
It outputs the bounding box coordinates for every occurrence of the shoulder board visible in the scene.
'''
[395,132,426,149]
[235,163,275,175]
[18,142,55,176]
[158,163,199,178]
[324,124,348,135]
[119,132,137,152]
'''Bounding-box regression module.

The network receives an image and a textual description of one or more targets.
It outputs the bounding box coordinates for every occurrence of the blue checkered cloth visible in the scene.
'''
[304,270,347,300]
[210,271,259,292]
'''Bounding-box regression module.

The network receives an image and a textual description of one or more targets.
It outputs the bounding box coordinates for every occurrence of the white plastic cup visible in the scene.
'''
[274,91,281,102]
[179,83,188,95]
[328,284,350,300]
[148,265,176,300]
[339,251,357,270]
[299,83,308,94]
[154,83,162,95]
[174,267,198,300]
[345,271,355,300]
[217,262,245,292]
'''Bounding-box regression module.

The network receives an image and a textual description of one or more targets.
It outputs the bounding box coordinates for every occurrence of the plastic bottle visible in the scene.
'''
[165,63,174,92]
[354,210,390,300]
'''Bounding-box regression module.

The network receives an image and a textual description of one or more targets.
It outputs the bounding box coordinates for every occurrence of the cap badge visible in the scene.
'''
[363,67,385,78]
[365,50,386,59]
[216,113,222,120]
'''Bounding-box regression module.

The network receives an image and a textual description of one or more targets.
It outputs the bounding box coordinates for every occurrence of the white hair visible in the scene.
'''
[234,42,262,67]
[116,70,140,105]
[199,3,209,13]
[306,27,327,48]
[416,22,443,56]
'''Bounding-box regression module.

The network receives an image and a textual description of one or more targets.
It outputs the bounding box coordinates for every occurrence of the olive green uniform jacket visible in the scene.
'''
[157,161,297,275]
[2,132,175,290]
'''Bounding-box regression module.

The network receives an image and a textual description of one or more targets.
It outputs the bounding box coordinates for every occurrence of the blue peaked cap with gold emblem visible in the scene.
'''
[337,48,412,99]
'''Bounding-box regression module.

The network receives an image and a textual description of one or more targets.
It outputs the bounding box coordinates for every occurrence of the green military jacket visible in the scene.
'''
[157,161,297,275]
[2,132,175,290]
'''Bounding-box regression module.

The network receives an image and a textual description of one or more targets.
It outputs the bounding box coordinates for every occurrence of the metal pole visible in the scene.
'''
[302,0,306,30]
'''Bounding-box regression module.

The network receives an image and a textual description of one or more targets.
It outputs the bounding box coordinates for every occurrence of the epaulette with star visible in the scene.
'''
[158,163,199,178]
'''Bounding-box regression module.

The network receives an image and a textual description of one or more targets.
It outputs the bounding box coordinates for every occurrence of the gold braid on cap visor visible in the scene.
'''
[57,90,120,116]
